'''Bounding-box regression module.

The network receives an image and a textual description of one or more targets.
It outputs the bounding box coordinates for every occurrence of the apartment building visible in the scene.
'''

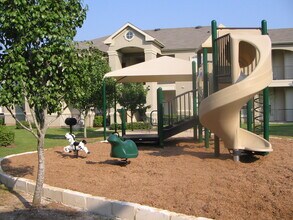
[2,23,292,125]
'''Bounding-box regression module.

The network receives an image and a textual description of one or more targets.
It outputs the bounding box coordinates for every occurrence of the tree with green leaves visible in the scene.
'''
[117,83,149,130]
[67,44,115,138]
[0,0,87,206]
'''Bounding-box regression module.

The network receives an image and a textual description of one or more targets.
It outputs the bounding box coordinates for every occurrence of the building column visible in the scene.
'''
[108,50,122,71]
[107,50,122,125]
[144,49,158,121]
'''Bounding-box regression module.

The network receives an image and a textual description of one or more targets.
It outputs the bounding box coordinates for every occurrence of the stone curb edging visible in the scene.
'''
[0,153,211,220]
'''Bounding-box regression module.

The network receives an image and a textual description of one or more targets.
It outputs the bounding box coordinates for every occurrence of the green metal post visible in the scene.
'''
[212,20,218,92]
[192,61,198,141]
[197,52,203,143]
[261,19,268,35]
[102,79,107,140]
[262,20,270,141]
[211,20,220,157]
[247,100,253,131]
[203,48,210,148]
[157,88,164,147]
[121,108,126,136]
[114,83,117,133]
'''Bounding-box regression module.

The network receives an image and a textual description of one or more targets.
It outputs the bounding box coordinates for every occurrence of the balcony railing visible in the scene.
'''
[272,65,293,80]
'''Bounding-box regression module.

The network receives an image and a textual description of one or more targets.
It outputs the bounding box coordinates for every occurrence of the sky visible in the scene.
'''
[74,0,293,41]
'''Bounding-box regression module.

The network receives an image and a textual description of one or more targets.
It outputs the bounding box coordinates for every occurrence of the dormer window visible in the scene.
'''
[124,30,135,41]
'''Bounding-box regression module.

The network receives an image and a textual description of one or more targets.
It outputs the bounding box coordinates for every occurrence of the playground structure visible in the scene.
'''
[102,20,273,161]
[198,20,273,161]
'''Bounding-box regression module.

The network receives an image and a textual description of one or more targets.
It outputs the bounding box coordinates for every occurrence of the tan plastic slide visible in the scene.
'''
[199,33,273,156]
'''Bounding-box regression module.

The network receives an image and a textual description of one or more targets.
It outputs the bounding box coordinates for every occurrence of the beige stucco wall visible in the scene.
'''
[2,104,95,128]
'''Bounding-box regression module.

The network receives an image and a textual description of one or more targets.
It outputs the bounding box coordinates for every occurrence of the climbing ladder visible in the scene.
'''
[253,93,264,135]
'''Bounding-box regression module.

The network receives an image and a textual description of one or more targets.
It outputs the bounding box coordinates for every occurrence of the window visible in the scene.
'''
[124,30,134,41]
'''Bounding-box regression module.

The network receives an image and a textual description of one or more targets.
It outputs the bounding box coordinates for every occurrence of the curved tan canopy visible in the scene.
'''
[104,56,192,83]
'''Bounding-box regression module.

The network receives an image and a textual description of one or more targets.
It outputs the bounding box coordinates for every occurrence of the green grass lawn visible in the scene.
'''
[0,127,112,158]
[269,123,293,138]
[240,122,293,138]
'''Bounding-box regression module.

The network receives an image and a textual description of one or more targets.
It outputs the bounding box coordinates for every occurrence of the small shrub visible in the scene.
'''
[109,123,121,130]
[109,122,151,130]
[0,118,4,125]
[93,116,103,127]
[0,126,15,147]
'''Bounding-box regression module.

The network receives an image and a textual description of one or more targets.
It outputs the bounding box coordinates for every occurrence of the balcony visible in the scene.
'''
[270,65,293,87]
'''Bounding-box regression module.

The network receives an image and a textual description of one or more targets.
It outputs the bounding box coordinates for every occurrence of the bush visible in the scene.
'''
[109,122,152,130]
[0,126,15,147]
[93,116,103,127]
[0,118,4,125]
[16,121,36,129]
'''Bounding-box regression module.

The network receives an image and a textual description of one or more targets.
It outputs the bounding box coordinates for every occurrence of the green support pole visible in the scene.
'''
[211,20,220,157]
[203,48,210,148]
[262,20,270,141]
[121,108,126,137]
[197,52,203,143]
[114,83,117,133]
[102,79,107,140]
[192,61,198,141]
[211,20,218,92]
[157,87,164,147]
[247,100,253,131]
[263,88,270,140]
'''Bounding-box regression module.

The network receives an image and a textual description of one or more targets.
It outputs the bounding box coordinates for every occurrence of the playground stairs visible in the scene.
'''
[123,89,198,145]
[163,116,198,140]
[123,133,159,144]
[123,116,197,145]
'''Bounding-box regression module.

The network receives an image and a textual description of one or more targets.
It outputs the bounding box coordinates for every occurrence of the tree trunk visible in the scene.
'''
[131,112,134,131]
[32,108,47,207]
[83,116,87,138]
[83,111,88,138]
[32,132,45,206]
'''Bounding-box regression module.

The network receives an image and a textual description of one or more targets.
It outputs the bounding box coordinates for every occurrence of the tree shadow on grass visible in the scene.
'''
[45,134,65,139]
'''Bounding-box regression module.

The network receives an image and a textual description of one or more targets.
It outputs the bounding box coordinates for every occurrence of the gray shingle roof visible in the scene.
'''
[79,26,293,53]
[145,26,211,51]
[268,28,293,44]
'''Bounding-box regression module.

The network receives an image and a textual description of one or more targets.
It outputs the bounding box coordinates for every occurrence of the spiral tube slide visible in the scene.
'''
[199,33,273,154]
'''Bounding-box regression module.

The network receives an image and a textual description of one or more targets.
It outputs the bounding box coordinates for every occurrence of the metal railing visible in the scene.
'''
[215,34,232,86]
[162,90,195,127]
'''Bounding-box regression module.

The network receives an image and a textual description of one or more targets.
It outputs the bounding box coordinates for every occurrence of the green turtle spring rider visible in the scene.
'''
[107,133,138,164]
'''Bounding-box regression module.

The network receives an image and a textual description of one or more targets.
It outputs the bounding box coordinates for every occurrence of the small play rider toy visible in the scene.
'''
[64,133,90,157]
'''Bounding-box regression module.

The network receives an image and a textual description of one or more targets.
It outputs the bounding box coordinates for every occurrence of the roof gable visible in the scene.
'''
[104,22,164,47]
